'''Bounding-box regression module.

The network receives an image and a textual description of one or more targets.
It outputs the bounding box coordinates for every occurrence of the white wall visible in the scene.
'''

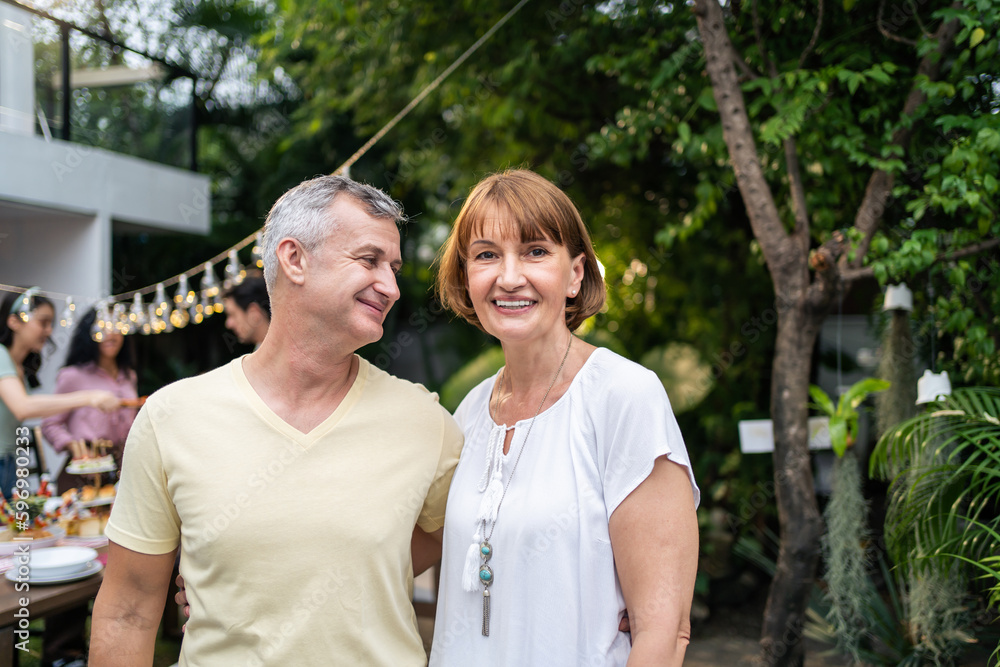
[0,3,35,136]
[0,131,211,235]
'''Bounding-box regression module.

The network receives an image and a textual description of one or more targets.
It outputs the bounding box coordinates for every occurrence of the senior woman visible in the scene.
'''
[429,169,699,666]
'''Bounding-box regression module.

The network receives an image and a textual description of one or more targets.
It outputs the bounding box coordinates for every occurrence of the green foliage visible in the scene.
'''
[438,346,504,413]
[871,387,1000,660]
[809,378,890,456]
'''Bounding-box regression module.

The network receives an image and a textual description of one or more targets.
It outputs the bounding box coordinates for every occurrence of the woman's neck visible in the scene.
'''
[97,356,119,378]
[499,330,575,396]
[6,339,30,367]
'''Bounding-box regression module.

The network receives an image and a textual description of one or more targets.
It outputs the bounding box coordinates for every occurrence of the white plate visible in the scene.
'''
[4,559,102,585]
[76,496,115,508]
[27,546,98,577]
[64,462,116,475]
[0,526,67,556]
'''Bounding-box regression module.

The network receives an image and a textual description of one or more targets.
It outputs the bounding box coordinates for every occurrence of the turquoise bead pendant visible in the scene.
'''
[479,540,494,636]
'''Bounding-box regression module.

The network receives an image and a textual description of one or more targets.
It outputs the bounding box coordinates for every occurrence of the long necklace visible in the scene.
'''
[473,333,573,637]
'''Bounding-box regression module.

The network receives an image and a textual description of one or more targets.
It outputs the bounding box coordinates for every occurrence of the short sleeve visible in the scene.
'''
[0,347,16,380]
[598,367,700,521]
[417,405,465,532]
[104,401,181,554]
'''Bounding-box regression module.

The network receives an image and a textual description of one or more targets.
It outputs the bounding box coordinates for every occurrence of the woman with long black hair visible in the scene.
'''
[42,307,139,492]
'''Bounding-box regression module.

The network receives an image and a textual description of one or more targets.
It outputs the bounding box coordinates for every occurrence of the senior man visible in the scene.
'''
[91,176,463,665]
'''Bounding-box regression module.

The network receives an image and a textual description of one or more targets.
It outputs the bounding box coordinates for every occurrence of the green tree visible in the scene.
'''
[258,0,780,472]
[678,1,998,663]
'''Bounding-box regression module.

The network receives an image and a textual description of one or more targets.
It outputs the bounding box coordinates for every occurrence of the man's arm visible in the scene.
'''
[91,542,177,666]
[411,526,443,576]
[609,456,699,667]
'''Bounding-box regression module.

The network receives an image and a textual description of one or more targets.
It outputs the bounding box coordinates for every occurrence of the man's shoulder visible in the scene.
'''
[144,363,235,412]
[365,362,437,403]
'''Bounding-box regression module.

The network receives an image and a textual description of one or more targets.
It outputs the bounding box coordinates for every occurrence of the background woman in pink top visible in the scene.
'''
[42,307,139,491]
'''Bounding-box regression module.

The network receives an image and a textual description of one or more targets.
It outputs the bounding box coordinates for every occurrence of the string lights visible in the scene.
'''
[1,0,533,343]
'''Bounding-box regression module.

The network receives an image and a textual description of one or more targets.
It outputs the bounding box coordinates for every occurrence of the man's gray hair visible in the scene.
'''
[260,175,405,290]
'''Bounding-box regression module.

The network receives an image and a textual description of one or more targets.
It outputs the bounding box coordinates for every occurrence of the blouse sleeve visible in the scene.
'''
[596,365,700,521]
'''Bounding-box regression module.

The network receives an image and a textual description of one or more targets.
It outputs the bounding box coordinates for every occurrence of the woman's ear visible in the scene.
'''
[6,313,22,333]
[275,238,307,286]
[568,254,586,297]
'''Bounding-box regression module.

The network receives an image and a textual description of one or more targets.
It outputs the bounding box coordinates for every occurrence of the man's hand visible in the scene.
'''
[91,542,176,665]
[175,572,191,631]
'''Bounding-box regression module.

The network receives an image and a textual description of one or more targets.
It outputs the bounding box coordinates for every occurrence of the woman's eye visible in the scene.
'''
[475,251,496,260]
[528,247,548,257]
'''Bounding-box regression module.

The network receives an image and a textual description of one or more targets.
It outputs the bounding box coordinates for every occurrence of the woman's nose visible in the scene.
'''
[497,257,525,289]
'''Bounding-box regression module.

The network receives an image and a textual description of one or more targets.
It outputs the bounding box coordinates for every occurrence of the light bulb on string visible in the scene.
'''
[91,303,106,342]
[147,304,162,334]
[12,287,38,323]
[202,262,220,298]
[200,292,213,319]
[225,249,245,286]
[191,300,204,325]
[252,232,263,270]
[59,296,76,329]
[129,293,147,328]
[212,291,225,313]
[169,305,190,329]
[174,274,195,306]
[112,302,131,335]
[155,283,169,316]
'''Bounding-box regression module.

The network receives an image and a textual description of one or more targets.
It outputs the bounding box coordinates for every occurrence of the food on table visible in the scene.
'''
[59,506,111,537]
[67,454,116,472]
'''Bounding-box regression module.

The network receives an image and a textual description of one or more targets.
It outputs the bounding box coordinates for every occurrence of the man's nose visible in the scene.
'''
[377,266,401,303]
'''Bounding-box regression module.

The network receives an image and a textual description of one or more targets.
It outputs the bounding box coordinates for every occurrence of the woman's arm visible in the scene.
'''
[609,456,699,667]
[0,376,119,421]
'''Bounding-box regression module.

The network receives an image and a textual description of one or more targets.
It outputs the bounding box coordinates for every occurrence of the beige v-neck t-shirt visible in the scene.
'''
[107,355,464,666]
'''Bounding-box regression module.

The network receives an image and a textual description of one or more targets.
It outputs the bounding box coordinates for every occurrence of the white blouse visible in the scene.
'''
[430,347,699,666]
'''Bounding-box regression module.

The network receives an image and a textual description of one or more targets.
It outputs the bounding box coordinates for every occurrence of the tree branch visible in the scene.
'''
[784,137,810,244]
[694,0,792,271]
[806,230,848,310]
[840,237,1000,282]
[907,0,934,39]
[848,6,963,270]
[878,0,919,46]
[752,0,778,78]
[733,52,759,81]
[797,0,824,70]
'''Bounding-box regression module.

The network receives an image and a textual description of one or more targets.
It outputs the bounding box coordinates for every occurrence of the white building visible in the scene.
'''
[0,1,210,475]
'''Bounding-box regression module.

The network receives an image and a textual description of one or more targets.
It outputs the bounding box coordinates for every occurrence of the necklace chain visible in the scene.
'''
[484,333,574,541]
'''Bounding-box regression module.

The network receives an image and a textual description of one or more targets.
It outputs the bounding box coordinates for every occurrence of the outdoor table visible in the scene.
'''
[0,544,107,665]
